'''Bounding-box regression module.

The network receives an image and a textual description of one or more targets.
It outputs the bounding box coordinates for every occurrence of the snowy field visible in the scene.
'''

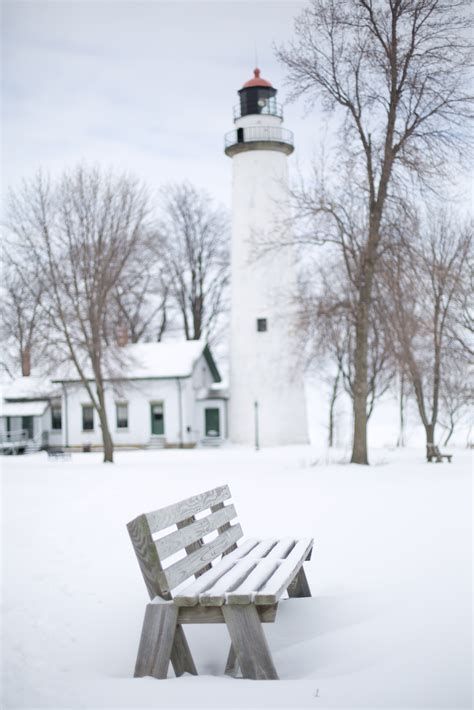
[2,445,472,710]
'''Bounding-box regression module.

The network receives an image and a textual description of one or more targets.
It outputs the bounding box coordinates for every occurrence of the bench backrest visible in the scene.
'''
[127,485,243,600]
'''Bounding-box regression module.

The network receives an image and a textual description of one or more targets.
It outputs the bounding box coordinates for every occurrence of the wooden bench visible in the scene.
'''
[47,447,71,459]
[426,444,452,463]
[127,484,313,680]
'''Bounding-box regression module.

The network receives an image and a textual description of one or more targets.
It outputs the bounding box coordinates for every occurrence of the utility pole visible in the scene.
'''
[254,400,260,451]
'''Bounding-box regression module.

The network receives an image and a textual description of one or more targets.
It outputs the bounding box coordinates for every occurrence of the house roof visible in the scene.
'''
[0,400,49,417]
[1,376,59,401]
[52,341,221,383]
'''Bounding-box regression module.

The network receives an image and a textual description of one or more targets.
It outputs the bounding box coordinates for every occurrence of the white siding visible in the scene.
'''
[228,109,309,446]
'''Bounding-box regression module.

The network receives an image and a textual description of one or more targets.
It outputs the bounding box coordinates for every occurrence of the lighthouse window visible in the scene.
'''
[257,318,267,332]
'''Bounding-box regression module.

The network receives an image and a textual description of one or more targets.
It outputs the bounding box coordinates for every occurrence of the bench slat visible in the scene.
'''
[156,505,237,559]
[264,538,296,559]
[164,524,243,591]
[173,539,260,606]
[243,539,279,559]
[146,485,231,534]
[254,538,314,605]
[199,559,257,606]
[225,559,280,604]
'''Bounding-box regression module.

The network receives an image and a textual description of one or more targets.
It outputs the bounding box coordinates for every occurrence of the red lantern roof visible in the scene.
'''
[242,68,273,89]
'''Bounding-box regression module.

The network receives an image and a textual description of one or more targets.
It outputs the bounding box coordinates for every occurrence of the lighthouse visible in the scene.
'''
[225,68,309,447]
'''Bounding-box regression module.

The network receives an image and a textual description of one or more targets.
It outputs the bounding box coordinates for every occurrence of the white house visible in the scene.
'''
[0,376,64,453]
[0,341,227,453]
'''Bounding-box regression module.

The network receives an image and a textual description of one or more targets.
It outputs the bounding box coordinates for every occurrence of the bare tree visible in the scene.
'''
[447,245,474,358]
[381,211,472,450]
[439,354,472,445]
[298,257,394,446]
[0,258,46,376]
[114,256,169,343]
[5,166,150,463]
[277,0,472,463]
[159,182,230,342]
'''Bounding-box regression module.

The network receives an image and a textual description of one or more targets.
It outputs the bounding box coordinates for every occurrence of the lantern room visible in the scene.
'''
[234,68,282,120]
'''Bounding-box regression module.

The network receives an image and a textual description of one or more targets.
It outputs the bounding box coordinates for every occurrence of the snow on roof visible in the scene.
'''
[1,376,59,401]
[0,400,49,417]
[52,340,217,382]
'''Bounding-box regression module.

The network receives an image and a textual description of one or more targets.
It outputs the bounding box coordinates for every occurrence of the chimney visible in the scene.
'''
[116,325,129,347]
[21,347,31,377]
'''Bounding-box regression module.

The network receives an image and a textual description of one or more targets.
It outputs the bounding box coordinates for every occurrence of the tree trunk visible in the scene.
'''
[351,293,370,464]
[99,408,114,463]
[157,305,167,341]
[96,380,114,463]
[21,346,31,377]
[425,423,435,447]
[350,209,384,465]
[328,365,341,448]
[397,373,406,447]
[443,416,455,446]
[192,294,203,340]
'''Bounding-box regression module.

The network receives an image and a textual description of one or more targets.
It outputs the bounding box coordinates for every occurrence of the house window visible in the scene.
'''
[150,402,165,436]
[51,401,62,430]
[116,402,128,429]
[257,318,267,332]
[82,405,94,431]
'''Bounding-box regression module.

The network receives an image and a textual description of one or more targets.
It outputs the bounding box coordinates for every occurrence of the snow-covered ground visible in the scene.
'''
[2,445,472,709]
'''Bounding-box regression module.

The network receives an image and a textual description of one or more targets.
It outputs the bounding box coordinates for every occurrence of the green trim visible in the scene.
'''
[205,407,221,437]
[203,345,221,383]
[150,402,165,436]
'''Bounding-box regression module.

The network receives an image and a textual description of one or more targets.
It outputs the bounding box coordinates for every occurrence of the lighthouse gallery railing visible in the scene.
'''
[224,126,294,150]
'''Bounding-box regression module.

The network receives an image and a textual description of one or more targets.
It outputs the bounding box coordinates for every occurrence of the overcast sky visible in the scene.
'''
[2,0,330,209]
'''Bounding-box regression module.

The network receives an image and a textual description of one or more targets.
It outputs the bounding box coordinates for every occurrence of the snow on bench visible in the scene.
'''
[127,484,314,680]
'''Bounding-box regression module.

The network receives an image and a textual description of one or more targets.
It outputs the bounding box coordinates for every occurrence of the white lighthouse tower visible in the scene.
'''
[225,68,309,447]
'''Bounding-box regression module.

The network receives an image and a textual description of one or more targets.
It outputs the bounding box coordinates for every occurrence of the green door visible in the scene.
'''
[150,403,164,435]
[22,416,34,439]
[205,408,220,437]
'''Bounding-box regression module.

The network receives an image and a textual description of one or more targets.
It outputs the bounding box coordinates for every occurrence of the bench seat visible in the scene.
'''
[174,537,313,606]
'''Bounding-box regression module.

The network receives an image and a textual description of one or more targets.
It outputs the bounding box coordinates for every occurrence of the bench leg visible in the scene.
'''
[171,625,198,677]
[287,566,312,598]
[222,605,279,680]
[224,643,239,677]
[134,603,184,679]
